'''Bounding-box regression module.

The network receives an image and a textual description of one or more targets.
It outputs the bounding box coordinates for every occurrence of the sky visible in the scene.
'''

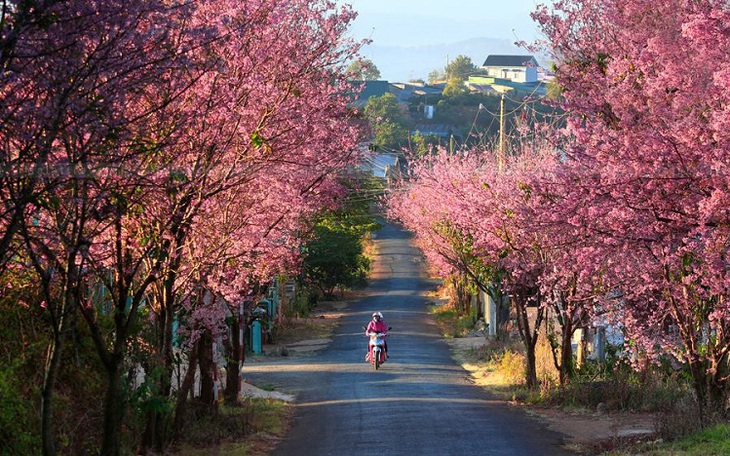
[340,0,543,47]
[337,0,546,81]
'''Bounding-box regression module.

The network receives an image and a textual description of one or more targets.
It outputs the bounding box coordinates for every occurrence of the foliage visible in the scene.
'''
[363,92,412,149]
[303,216,373,299]
[428,69,446,84]
[0,0,366,453]
[347,58,382,80]
[428,92,557,149]
[409,131,441,157]
[429,299,478,338]
[442,56,476,98]
[442,77,470,97]
[172,398,291,455]
[493,349,527,387]
[302,173,381,298]
[625,423,730,456]
[445,55,478,82]
[532,0,730,419]
[284,284,320,318]
[0,361,40,456]
[0,279,44,455]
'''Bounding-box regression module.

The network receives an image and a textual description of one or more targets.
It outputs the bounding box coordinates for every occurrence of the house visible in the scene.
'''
[389,82,444,104]
[467,75,547,97]
[481,55,539,83]
[348,80,391,108]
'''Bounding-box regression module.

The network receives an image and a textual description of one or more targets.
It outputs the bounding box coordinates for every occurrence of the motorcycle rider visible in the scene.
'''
[365,311,388,361]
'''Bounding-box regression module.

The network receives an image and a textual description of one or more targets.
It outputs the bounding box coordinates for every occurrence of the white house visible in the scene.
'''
[481,55,539,83]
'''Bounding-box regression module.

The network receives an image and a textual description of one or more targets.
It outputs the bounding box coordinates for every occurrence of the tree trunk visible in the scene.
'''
[689,357,730,425]
[452,275,471,315]
[198,329,216,408]
[496,293,511,341]
[559,319,574,387]
[524,339,538,390]
[513,293,541,389]
[41,280,78,456]
[41,330,64,456]
[224,314,243,404]
[173,341,200,437]
[707,379,729,420]
[99,353,124,456]
[143,278,186,452]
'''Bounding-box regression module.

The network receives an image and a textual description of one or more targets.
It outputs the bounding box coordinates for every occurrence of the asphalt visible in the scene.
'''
[243,222,574,456]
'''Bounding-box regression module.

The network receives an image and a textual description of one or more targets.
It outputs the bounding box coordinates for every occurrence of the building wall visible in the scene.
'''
[483,66,538,83]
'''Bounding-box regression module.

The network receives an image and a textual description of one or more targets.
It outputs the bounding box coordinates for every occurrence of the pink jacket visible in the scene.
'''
[366,320,388,334]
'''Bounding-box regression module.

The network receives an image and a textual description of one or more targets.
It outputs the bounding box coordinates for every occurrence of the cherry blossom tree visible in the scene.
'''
[533,0,730,418]
[2,0,363,453]
[126,3,362,448]
[100,1,361,452]
[0,2,190,453]
[388,144,560,388]
[388,117,607,388]
[0,0,69,272]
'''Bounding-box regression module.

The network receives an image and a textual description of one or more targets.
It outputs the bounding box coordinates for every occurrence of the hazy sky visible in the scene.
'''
[341,0,544,47]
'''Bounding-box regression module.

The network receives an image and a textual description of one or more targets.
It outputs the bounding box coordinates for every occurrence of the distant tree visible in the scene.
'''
[428,69,446,84]
[409,131,441,156]
[443,77,470,97]
[445,55,477,81]
[347,58,382,80]
[441,55,477,98]
[304,220,368,298]
[363,93,411,148]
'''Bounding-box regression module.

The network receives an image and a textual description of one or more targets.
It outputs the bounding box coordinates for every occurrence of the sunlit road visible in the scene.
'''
[244,222,572,456]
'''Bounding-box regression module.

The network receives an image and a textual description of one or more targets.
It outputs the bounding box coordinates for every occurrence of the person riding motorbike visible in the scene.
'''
[365,311,388,361]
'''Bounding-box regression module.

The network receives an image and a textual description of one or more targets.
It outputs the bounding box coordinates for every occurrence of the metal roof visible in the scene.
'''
[482,55,537,67]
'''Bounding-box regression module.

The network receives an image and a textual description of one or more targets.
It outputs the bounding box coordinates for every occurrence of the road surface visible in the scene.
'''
[244,222,573,456]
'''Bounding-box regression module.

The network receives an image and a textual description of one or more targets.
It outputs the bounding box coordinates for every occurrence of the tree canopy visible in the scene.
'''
[363,92,412,149]
[0,0,365,453]
[347,57,382,80]
[445,55,477,81]
[388,0,730,423]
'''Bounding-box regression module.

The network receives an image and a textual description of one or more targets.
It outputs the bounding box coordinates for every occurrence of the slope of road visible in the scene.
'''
[243,222,574,455]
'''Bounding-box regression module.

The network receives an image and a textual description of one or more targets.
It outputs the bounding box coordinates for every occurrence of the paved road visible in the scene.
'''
[244,222,572,456]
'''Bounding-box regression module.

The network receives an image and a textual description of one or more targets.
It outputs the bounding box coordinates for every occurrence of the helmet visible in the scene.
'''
[372,312,383,321]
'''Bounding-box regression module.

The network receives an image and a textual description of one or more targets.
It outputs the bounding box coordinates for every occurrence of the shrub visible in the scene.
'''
[0,361,41,455]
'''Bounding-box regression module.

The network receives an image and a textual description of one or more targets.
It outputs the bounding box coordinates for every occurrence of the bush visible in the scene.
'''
[430,303,461,337]
[0,361,41,455]
[171,398,290,453]
[655,393,704,441]
[495,349,526,386]
[532,358,691,417]
[285,285,319,318]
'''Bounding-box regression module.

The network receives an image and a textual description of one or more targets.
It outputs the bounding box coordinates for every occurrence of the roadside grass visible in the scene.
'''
[612,423,730,456]
[274,315,337,345]
[429,300,727,455]
[430,303,478,338]
[172,398,292,456]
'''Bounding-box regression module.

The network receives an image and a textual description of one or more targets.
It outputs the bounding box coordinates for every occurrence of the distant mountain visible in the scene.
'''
[357,37,534,83]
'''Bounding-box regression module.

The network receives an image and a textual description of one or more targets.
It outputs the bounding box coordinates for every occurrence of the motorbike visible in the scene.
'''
[364,326,391,370]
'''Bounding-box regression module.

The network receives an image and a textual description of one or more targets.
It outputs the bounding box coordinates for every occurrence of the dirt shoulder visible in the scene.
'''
[446,336,658,455]
[258,300,348,357]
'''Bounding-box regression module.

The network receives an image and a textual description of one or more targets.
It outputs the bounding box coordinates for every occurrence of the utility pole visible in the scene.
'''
[498,93,505,171]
